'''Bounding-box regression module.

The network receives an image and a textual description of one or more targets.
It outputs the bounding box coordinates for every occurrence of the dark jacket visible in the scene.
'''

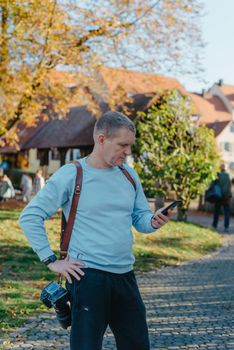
[218,171,232,199]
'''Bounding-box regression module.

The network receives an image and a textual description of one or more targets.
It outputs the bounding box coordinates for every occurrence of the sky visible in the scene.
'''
[177,0,234,93]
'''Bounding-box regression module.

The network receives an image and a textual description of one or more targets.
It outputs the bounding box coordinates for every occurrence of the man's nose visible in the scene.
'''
[125,146,131,155]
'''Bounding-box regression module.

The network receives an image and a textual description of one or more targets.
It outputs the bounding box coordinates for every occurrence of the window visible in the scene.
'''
[230,123,234,133]
[224,142,231,152]
[50,148,60,161]
[72,149,81,161]
[191,114,199,122]
[65,149,81,163]
[37,149,49,166]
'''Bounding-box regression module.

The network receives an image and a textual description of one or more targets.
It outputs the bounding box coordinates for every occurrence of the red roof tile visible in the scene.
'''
[188,93,231,124]
[22,106,96,149]
[98,67,186,95]
[206,120,230,137]
[219,84,234,108]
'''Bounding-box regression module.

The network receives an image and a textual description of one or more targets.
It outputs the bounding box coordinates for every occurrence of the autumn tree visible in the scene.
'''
[133,90,220,221]
[0,0,204,144]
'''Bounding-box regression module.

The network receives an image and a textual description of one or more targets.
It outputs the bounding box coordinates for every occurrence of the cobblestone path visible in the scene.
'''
[1,213,234,349]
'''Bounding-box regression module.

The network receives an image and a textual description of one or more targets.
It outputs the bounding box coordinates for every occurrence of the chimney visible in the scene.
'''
[218,79,223,86]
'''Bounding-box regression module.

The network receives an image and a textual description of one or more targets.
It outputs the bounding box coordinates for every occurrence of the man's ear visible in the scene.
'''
[97,133,106,145]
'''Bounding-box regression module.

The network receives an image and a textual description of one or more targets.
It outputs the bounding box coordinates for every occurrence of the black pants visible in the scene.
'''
[66,268,150,350]
[212,200,231,229]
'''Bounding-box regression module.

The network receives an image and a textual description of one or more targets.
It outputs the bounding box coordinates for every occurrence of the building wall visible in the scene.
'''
[28,148,60,177]
[216,122,234,174]
[208,84,234,175]
[28,147,91,178]
[28,149,40,173]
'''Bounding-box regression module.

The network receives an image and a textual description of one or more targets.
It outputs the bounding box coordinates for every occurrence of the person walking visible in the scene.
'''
[20,173,33,202]
[212,164,232,232]
[19,111,174,350]
[33,169,45,194]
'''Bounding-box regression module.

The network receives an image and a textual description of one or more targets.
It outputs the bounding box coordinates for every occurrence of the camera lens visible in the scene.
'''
[55,302,71,329]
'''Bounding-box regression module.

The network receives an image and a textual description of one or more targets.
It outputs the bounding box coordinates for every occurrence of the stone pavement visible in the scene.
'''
[1,211,234,350]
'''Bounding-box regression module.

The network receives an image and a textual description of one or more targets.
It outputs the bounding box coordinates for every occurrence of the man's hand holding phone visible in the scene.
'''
[151,200,182,229]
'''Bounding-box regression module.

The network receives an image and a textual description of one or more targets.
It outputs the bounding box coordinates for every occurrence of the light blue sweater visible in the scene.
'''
[19,157,156,273]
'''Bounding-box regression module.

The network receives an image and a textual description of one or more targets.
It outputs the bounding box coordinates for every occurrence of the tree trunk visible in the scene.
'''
[198,194,204,211]
[177,207,187,221]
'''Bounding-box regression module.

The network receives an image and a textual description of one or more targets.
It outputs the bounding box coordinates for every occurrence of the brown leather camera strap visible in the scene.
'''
[59,161,136,260]
[118,165,136,191]
[60,161,82,260]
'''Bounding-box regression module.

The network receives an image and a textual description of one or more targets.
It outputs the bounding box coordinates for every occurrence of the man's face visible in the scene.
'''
[100,128,135,167]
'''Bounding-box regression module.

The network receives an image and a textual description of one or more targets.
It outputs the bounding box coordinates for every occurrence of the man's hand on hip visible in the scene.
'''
[48,258,85,284]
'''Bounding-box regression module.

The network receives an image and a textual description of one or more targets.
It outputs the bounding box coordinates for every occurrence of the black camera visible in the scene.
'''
[40,281,71,329]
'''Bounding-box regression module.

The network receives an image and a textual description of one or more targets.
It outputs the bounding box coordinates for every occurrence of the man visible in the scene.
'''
[33,169,45,195]
[212,163,232,233]
[0,174,15,201]
[19,111,174,350]
[20,173,33,202]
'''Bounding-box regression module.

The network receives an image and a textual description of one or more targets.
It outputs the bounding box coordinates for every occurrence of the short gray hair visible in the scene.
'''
[94,111,135,139]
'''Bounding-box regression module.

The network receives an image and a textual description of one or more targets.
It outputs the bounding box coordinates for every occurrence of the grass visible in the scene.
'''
[0,208,222,335]
[133,221,222,270]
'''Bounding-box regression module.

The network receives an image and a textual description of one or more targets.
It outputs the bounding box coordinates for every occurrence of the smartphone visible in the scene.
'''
[161,200,182,216]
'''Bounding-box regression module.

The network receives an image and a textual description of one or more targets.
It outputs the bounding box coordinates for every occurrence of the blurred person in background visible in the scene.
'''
[212,164,232,233]
[20,173,33,203]
[33,169,45,194]
[0,174,15,202]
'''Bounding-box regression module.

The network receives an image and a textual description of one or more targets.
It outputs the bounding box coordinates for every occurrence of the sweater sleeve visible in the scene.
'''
[126,166,157,233]
[19,164,76,260]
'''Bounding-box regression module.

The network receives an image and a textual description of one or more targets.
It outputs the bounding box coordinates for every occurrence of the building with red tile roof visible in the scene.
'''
[188,92,231,130]
[0,68,187,175]
[218,84,234,109]
[97,66,186,96]
[208,81,234,173]
[3,68,233,176]
[189,80,234,173]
